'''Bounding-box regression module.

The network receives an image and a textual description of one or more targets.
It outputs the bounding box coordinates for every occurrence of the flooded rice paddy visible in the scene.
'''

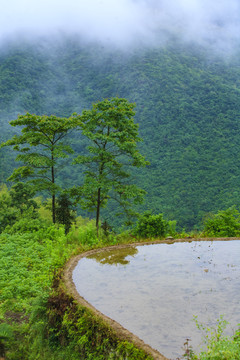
[72,240,240,359]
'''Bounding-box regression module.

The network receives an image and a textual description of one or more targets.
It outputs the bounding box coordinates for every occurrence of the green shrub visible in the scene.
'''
[203,207,240,237]
[56,193,76,234]
[4,216,48,234]
[133,212,169,238]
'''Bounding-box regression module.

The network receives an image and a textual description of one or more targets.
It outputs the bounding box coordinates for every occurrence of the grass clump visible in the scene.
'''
[181,317,240,360]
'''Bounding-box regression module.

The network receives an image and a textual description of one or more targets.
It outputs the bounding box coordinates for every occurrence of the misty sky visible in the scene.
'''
[1,0,240,49]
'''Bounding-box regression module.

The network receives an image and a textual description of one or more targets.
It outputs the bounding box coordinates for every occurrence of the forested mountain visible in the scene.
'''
[1,36,240,230]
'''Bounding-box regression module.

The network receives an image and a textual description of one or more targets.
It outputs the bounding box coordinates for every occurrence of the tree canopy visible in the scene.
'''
[73,98,149,233]
[1,113,78,223]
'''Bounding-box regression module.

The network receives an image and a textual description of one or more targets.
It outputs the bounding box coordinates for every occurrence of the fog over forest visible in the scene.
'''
[1,0,240,51]
[1,0,240,230]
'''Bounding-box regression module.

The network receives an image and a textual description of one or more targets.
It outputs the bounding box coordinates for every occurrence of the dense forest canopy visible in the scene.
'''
[1,36,240,230]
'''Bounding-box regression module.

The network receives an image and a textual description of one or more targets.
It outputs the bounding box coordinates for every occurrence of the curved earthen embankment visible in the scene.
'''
[63,237,239,360]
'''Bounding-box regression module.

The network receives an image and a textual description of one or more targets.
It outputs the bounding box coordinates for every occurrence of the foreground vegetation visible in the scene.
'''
[0,214,154,359]
[0,188,240,359]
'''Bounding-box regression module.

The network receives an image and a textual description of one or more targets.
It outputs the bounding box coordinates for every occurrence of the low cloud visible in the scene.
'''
[1,0,240,51]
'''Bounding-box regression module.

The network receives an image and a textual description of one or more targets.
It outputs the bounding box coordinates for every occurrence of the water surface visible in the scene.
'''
[73,240,240,359]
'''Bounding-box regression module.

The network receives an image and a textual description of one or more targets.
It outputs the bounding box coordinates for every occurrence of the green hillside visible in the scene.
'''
[1,37,240,230]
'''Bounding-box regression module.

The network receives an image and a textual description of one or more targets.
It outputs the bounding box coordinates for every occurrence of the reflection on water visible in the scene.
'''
[73,241,240,359]
[88,246,138,265]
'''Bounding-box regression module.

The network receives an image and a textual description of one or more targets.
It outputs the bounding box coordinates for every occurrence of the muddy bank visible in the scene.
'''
[63,237,238,360]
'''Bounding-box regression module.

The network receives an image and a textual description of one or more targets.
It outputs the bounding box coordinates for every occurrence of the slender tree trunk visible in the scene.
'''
[52,193,56,223]
[96,157,105,236]
[51,149,56,223]
[96,187,101,236]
